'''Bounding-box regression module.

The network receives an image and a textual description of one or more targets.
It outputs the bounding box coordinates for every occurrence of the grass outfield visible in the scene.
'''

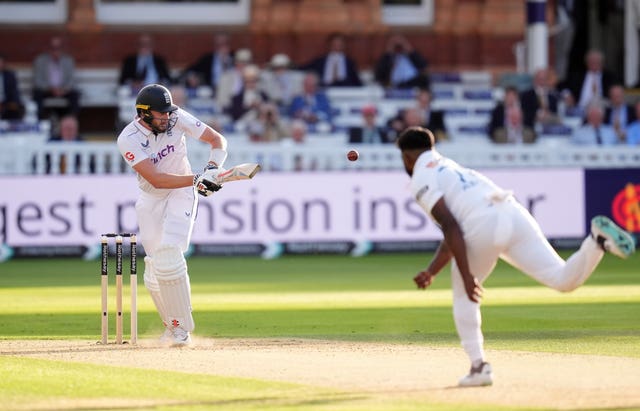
[1,251,639,410]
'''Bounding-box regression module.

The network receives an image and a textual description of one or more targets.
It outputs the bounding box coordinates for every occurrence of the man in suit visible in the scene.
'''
[288,72,334,125]
[520,67,560,127]
[559,49,617,112]
[0,54,24,120]
[604,84,636,141]
[348,105,390,144]
[32,36,80,120]
[374,34,430,90]
[119,34,173,93]
[571,102,618,145]
[300,33,362,88]
[487,86,530,139]
[491,105,537,144]
[180,33,234,96]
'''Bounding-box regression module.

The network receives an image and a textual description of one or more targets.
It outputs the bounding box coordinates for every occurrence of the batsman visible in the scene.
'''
[117,84,230,346]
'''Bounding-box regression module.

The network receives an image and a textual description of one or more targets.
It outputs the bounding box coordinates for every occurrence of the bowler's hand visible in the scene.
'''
[463,276,483,303]
[413,270,436,290]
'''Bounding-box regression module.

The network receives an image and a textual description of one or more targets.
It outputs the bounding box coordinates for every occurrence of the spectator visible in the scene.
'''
[490,105,536,144]
[387,88,447,142]
[180,33,234,97]
[348,104,390,144]
[286,119,317,171]
[44,115,94,174]
[519,67,561,127]
[32,36,80,120]
[487,86,529,139]
[624,101,640,145]
[374,34,430,90]
[571,102,618,145]
[300,33,362,88]
[0,54,25,120]
[246,102,289,143]
[604,84,636,142]
[288,72,333,127]
[559,49,617,113]
[119,34,173,93]
[170,84,220,130]
[226,64,270,122]
[261,53,304,109]
[216,48,253,112]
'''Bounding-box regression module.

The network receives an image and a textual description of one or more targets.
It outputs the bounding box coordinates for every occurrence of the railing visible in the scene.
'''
[3,132,640,175]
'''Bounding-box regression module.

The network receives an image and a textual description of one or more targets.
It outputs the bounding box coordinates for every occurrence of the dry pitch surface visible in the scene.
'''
[2,338,640,410]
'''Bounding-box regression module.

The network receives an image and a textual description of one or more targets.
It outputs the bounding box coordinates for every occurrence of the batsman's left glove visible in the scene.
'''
[193,173,222,197]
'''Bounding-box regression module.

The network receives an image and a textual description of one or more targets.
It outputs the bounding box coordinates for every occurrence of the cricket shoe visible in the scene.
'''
[591,216,636,259]
[458,362,493,387]
[171,327,192,347]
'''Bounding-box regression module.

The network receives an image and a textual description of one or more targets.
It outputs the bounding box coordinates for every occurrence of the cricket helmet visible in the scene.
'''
[135,84,178,133]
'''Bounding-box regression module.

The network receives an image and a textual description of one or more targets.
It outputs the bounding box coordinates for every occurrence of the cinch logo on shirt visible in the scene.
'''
[125,152,135,162]
[151,144,175,164]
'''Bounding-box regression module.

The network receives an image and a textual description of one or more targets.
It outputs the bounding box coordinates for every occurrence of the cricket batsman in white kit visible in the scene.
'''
[397,126,636,387]
[117,84,227,346]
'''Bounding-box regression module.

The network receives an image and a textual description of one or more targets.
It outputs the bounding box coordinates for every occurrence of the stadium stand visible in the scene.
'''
[3,67,639,175]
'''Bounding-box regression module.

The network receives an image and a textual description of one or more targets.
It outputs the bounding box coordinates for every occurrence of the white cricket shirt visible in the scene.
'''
[409,150,506,224]
[117,108,206,195]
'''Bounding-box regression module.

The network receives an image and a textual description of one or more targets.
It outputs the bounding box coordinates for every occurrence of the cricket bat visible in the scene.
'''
[215,163,261,184]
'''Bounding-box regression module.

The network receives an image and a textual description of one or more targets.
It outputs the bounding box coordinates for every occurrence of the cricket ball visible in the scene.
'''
[347,149,359,162]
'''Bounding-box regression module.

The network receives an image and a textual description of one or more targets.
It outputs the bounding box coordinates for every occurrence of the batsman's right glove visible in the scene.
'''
[193,173,222,197]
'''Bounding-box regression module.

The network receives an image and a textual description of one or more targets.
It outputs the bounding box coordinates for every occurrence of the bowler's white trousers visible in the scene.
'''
[451,196,604,364]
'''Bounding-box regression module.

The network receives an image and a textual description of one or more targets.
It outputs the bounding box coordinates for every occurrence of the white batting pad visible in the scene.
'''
[153,244,194,332]
[143,256,169,326]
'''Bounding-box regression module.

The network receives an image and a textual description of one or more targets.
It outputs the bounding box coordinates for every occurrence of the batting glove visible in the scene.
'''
[193,173,222,197]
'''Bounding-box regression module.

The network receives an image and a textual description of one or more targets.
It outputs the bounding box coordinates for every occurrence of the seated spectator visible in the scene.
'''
[300,33,362,88]
[44,115,94,174]
[261,53,304,109]
[558,49,617,114]
[289,119,308,144]
[288,72,333,127]
[180,32,234,97]
[491,105,536,144]
[374,34,430,90]
[227,64,270,122]
[520,67,560,127]
[169,84,220,129]
[623,101,640,145]
[487,86,530,138]
[0,54,25,120]
[604,84,636,141]
[246,102,289,143]
[387,88,447,141]
[348,104,390,144]
[119,34,173,94]
[32,36,80,120]
[216,48,253,112]
[571,101,618,145]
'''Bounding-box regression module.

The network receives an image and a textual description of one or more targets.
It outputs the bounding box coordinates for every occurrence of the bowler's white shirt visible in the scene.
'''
[409,150,506,224]
[117,108,206,195]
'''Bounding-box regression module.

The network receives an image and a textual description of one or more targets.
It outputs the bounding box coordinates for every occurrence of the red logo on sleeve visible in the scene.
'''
[125,151,135,162]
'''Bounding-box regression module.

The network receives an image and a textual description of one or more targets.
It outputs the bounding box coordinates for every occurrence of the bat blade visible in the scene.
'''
[216,163,261,184]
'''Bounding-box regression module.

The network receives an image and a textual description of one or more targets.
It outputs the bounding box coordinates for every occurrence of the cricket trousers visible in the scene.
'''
[450,196,604,364]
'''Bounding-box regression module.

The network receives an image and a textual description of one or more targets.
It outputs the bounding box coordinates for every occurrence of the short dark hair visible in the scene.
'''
[396,126,435,151]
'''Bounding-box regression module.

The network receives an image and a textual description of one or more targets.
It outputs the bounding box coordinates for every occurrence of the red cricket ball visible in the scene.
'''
[347,149,359,162]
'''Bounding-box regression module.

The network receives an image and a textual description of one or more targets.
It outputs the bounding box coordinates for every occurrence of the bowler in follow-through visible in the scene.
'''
[396,126,636,387]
